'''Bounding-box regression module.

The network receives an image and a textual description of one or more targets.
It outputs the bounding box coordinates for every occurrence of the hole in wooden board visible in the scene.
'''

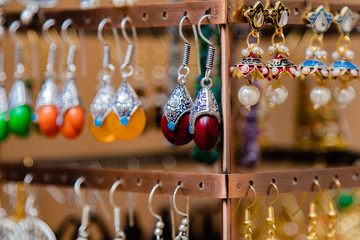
[249,180,254,186]
[334,174,339,180]
[293,177,297,185]
[61,174,68,183]
[177,181,182,186]
[236,183,241,189]
[353,172,359,181]
[199,182,204,189]
[294,8,299,15]
[43,174,51,182]
[162,12,167,19]
[272,178,276,183]
[142,13,147,21]
[136,178,142,186]
[97,176,104,184]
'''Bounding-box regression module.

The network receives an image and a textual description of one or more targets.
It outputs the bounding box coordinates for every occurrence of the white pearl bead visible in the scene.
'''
[350,69,359,77]
[314,50,322,58]
[332,51,340,60]
[321,69,329,78]
[331,68,341,77]
[179,224,188,232]
[345,50,355,60]
[266,84,288,108]
[305,49,313,58]
[334,85,355,108]
[154,228,163,236]
[181,218,189,225]
[268,45,276,54]
[20,9,33,25]
[301,67,311,75]
[262,67,269,75]
[295,71,300,77]
[310,86,331,109]
[271,67,279,76]
[156,221,164,228]
[252,46,261,55]
[241,48,250,57]
[238,85,260,110]
[278,45,285,53]
[320,50,327,58]
[241,65,249,73]
[259,48,264,55]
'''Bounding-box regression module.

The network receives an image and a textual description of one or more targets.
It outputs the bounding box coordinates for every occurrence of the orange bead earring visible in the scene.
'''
[33,19,60,138]
[107,17,146,140]
[58,19,84,140]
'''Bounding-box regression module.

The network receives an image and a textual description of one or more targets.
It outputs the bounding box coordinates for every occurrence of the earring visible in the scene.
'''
[107,17,146,140]
[299,6,333,109]
[266,2,299,109]
[149,182,165,240]
[33,19,60,138]
[266,183,279,240]
[173,184,190,240]
[232,2,269,110]
[8,21,32,137]
[161,15,198,145]
[307,179,322,240]
[74,177,91,240]
[330,7,359,108]
[326,178,341,240]
[109,180,126,240]
[20,0,58,25]
[244,185,257,240]
[88,18,119,143]
[0,10,8,142]
[189,14,221,151]
[58,19,85,139]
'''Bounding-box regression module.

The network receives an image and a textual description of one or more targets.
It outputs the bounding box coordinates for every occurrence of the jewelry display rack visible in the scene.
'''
[2,0,360,239]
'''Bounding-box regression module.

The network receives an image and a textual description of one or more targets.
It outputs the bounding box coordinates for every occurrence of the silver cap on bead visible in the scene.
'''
[90,83,114,127]
[8,80,31,110]
[59,80,80,117]
[35,77,59,111]
[0,87,7,113]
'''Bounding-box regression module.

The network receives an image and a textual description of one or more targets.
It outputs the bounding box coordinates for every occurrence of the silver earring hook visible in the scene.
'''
[109,179,122,209]
[74,176,86,207]
[61,19,75,46]
[121,16,138,76]
[9,20,22,45]
[148,182,162,222]
[42,19,57,44]
[197,14,214,47]
[173,185,189,218]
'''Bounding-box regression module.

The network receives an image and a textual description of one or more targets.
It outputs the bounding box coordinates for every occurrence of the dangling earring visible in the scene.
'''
[330,7,359,108]
[173,184,190,240]
[307,179,322,240]
[109,180,126,240]
[58,19,85,139]
[266,183,279,240]
[0,10,8,142]
[88,18,120,143]
[189,14,221,151]
[266,2,299,109]
[8,21,32,137]
[326,178,341,240]
[244,185,257,240]
[148,182,165,240]
[108,17,146,140]
[33,19,60,138]
[300,6,333,109]
[232,2,269,110]
[74,177,91,240]
[161,15,198,146]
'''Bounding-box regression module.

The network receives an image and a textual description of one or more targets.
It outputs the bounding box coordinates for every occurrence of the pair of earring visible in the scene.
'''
[162,14,221,151]
[233,1,299,111]
[34,19,85,140]
[89,17,146,143]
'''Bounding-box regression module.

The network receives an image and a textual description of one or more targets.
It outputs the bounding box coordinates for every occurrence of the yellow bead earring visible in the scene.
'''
[107,17,146,140]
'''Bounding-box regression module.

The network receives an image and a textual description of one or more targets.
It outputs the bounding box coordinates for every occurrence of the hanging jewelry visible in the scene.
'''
[307,179,322,240]
[330,7,359,108]
[161,15,198,146]
[75,177,91,240]
[20,0,58,25]
[108,17,146,140]
[58,19,85,139]
[266,183,279,240]
[0,184,16,239]
[173,184,190,240]
[8,21,32,137]
[33,19,60,138]
[189,14,221,151]
[0,10,7,142]
[14,174,56,240]
[149,182,165,240]
[232,2,270,110]
[266,2,299,109]
[244,185,257,240]
[109,180,126,240]
[326,178,341,240]
[299,6,333,109]
[89,18,120,143]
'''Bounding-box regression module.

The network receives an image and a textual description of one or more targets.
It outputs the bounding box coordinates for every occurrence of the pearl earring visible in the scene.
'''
[299,6,333,109]
[232,1,270,111]
[266,2,299,109]
[330,7,359,108]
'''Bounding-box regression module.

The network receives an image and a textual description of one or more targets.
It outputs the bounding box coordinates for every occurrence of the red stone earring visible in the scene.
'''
[189,14,221,151]
[161,15,199,146]
[34,19,60,138]
[58,19,85,140]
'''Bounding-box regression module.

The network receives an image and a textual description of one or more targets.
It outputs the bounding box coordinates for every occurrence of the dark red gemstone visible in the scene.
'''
[194,115,219,150]
[161,113,194,145]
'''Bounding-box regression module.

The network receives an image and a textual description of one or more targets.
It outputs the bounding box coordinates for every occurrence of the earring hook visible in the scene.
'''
[9,20,22,45]
[268,183,279,207]
[121,16,138,75]
[74,176,86,207]
[61,19,75,46]
[109,179,122,209]
[148,182,162,222]
[42,19,57,44]
[311,179,322,203]
[245,185,257,210]
[173,184,189,218]
[330,177,341,201]
[197,14,214,47]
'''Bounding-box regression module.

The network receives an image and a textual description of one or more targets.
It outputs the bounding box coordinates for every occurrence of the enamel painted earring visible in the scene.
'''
[266,2,299,109]
[8,21,32,137]
[33,19,60,138]
[330,7,359,108]
[58,19,85,139]
[108,17,146,140]
[300,6,333,109]
[189,14,221,151]
[232,2,270,110]
[161,15,197,145]
[88,18,119,143]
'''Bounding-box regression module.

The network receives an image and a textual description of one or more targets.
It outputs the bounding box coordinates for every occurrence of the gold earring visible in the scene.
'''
[244,185,257,240]
[327,177,341,240]
[307,179,322,240]
[266,183,279,240]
